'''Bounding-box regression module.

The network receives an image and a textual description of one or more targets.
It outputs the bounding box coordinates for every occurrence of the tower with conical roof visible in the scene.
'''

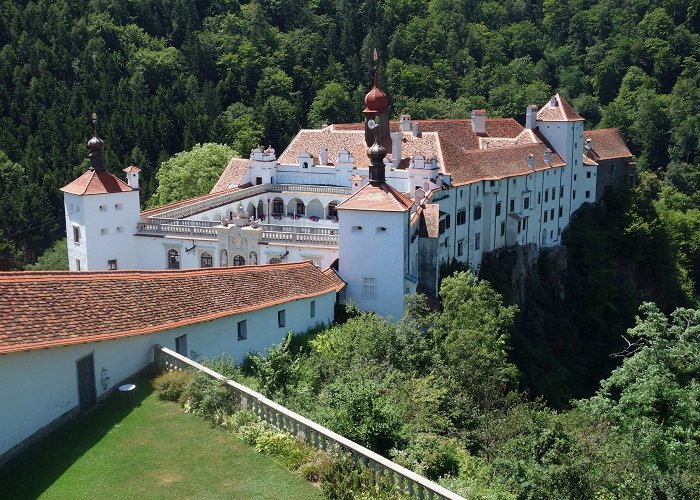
[61,115,141,271]
[363,49,390,147]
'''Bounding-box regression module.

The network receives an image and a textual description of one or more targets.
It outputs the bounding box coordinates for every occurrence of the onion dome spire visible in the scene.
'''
[367,140,386,184]
[87,113,105,171]
[363,49,388,113]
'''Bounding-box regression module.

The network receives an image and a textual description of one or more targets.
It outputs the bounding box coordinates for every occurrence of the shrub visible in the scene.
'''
[223,409,259,432]
[255,429,313,469]
[153,370,192,402]
[391,433,461,480]
[185,372,236,423]
[298,450,336,482]
[235,420,269,445]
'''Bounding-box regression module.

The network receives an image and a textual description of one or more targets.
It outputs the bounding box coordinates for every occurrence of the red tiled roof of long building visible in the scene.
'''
[449,142,566,186]
[0,262,339,354]
[61,170,133,195]
[322,267,346,292]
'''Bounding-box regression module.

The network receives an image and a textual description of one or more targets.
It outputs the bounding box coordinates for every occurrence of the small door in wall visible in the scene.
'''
[76,353,96,412]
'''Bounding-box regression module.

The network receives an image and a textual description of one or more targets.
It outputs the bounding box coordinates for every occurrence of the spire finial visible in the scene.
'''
[91,112,98,137]
[87,112,105,171]
[372,48,379,87]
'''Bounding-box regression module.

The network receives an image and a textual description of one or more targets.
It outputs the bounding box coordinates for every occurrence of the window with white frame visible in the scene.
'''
[278,310,286,328]
[475,233,481,251]
[310,300,316,318]
[362,277,376,298]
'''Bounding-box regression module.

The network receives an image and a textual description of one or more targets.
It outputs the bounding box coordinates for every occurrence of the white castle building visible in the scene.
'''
[62,70,634,319]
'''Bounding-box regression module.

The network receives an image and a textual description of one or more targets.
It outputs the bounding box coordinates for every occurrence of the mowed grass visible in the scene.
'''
[0,375,323,499]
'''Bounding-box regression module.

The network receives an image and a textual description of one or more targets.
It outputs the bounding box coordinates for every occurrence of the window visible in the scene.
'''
[445,214,451,229]
[476,186,479,195]
[523,217,528,232]
[500,221,505,236]
[610,165,615,174]
[573,190,576,199]
[237,320,247,340]
[100,228,108,235]
[495,202,501,217]
[523,197,530,210]
[550,209,554,219]
[490,180,495,187]
[545,190,549,202]
[256,177,263,185]
[560,186,564,198]
[544,211,548,222]
[220,250,228,267]
[517,220,522,233]
[175,334,187,356]
[509,199,515,212]
[551,188,556,199]
[310,300,316,318]
[586,171,591,179]
[537,192,541,204]
[473,206,482,221]
[200,251,213,268]
[115,203,123,210]
[272,198,284,215]
[475,233,481,251]
[439,219,446,235]
[233,255,246,266]
[167,249,180,269]
[75,259,81,271]
[108,259,117,270]
[457,239,464,256]
[363,277,376,298]
[99,204,107,212]
[457,209,466,225]
[559,206,563,218]
[278,310,286,328]
[73,226,80,244]
[574,174,577,181]
[116,226,124,233]
[585,190,591,199]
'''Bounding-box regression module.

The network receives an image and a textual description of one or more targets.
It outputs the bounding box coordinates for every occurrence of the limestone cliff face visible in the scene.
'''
[480,244,568,308]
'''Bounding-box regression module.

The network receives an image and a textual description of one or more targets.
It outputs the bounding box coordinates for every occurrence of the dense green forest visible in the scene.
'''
[1,0,699,268]
[225,276,700,498]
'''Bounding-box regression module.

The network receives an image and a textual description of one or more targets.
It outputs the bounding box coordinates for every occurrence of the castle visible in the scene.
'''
[62,68,634,319]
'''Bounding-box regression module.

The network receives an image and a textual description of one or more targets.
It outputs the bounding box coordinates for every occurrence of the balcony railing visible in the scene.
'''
[261,224,338,246]
[137,218,218,237]
[154,184,351,219]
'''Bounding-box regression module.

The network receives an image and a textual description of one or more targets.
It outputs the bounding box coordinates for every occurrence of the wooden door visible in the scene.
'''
[77,353,96,412]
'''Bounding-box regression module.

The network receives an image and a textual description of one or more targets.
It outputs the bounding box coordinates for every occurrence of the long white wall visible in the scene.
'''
[0,291,335,458]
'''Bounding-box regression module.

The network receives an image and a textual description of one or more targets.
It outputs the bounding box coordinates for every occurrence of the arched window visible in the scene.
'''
[220,250,228,267]
[233,255,246,266]
[200,252,213,268]
[167,249,180,269]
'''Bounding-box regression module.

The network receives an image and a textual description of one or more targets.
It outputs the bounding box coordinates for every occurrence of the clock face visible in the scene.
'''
[367,119,377,129]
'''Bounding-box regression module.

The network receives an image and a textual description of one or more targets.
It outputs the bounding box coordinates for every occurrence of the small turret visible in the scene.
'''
[87,114,105,171]
[123,164,141,189]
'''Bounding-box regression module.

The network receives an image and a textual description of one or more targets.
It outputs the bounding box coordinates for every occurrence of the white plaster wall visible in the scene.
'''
[0,291,335,457]
[338,209,408,320]
[65,190,141,271]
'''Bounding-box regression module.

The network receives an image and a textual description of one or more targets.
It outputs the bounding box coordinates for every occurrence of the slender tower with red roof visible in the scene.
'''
[61,115,141,271]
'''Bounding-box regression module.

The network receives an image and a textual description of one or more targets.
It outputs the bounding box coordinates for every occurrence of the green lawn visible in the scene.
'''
[0,375,323,499]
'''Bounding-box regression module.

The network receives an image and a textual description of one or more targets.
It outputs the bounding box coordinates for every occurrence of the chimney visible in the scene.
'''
[400,114,411,132]
[544,148,552,166]
[525,105,538,129]
[527,153,535,170]
[471,109,486,135]
[349,174,365,194]
[391,132,402,169]
[320,146,328,166]
[123,164,141,189]
[413,154,425,169]
[585,138,593,150]
[549,95,558,107]
[412,122,422,138]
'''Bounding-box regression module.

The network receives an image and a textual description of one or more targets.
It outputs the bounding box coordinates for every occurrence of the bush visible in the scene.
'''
[153,370,192,402]
[255,429,313,469]
[298,450,336,482]
[235,420,269,445]
[391,433,461,480]
[185,372,236,424]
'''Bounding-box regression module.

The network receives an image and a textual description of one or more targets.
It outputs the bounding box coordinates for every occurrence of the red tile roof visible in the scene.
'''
[337,182,414,212]
[418,204,440,238]
[61,170,133,196]
[449,143,566,186]
[211,158,250,193]
[537,94,584,122]
[0,262,339,354]
[584,128,633,161]
[322,267,346,292]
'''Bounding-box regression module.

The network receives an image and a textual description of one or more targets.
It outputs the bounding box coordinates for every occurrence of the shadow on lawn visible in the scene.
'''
[0,374,153,499]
